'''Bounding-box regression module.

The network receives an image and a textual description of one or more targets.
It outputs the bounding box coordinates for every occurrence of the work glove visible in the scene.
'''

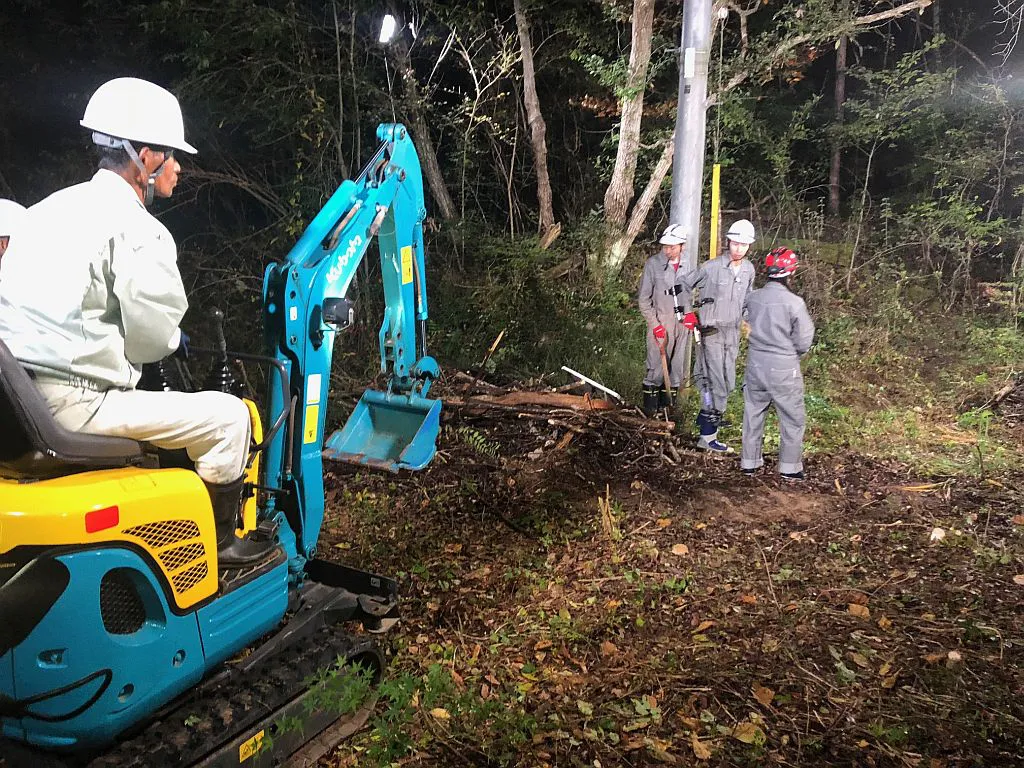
[681,312,698,330]
[173,330,190,361]
[652,325,667,341]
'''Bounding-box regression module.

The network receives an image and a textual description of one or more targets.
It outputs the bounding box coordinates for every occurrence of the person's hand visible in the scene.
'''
[681,312,698,330]
[173,330,190,361]
[652,324,667,341]
[741,321,751,338]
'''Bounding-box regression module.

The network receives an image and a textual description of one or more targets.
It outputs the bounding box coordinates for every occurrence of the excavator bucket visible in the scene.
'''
[323,389,441,472]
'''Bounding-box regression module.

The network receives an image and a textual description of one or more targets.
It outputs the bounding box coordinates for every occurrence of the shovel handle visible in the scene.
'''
[658,341,672,401]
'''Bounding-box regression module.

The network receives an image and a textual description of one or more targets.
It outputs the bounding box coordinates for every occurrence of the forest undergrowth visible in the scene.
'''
[303,241,1024,767]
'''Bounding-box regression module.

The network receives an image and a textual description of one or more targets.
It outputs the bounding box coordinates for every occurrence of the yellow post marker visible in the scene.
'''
[708,163,721,259]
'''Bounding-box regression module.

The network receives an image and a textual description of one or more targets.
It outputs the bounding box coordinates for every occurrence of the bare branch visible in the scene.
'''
[710,0,933,105]
[995,0,1024,62]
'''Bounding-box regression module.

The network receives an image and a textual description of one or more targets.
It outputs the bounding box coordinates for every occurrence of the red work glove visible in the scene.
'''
[681,312,698,330]
[652,324,667,341]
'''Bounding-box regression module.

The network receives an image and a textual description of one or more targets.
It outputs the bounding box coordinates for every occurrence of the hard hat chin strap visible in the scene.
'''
[92,132,167,207]
[120,139,164,207]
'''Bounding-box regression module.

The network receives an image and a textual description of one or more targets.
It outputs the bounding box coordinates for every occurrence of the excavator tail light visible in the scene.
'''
[85,505,120,533]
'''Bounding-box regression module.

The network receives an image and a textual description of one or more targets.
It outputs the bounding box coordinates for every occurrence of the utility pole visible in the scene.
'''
[670,0,712,391]
[670,0,712,275]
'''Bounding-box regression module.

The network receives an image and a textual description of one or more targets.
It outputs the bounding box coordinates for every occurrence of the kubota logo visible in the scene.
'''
[326,234,363,285]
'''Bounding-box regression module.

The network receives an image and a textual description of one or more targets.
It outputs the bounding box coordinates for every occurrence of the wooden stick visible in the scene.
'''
[464,391,615,411]
[445,395,675,433]
[469,328,506,390]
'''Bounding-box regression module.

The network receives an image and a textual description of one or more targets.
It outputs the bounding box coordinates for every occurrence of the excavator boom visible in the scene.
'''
[260,123,441,567]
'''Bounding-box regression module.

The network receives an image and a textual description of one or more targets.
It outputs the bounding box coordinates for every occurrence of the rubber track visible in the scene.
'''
[78,629,376,768]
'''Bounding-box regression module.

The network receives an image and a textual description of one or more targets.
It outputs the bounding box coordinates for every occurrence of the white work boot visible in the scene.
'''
[697,432,733,454]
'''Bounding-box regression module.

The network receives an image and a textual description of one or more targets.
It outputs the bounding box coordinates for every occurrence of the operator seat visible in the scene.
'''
[0,338,144,479]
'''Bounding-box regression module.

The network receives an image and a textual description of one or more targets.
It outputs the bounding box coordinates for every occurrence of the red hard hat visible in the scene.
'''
[765,247,798,278]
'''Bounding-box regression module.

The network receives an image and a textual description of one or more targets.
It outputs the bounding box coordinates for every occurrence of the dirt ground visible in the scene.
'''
[314,397,1024,767]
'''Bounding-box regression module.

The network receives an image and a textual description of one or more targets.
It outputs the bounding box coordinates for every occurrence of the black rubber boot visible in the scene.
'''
[657,387,678,414]
[655,387,679,417]
[641,385,660,418]
[206,477,276,567]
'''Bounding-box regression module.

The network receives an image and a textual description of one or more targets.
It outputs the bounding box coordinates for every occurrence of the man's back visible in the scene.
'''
[745,281,815,358]
[0,170,187,389]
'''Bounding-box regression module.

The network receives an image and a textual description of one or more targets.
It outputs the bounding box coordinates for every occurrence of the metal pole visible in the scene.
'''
[670,0,712,274]
[708,163,721,259]
[671,0,712,392]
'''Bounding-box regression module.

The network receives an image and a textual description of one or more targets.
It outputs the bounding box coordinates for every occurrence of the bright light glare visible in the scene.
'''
[379,14,397,44]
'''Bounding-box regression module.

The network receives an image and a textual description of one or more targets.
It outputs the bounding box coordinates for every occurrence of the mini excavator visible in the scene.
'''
[0,123,439,766]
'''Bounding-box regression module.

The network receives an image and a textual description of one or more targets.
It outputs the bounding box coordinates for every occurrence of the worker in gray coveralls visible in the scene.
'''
[740,247,815,481]
[679,219,757,452]
[637,224,689,417]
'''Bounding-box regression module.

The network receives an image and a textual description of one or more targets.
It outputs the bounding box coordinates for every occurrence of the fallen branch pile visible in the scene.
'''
[437,370,694,468]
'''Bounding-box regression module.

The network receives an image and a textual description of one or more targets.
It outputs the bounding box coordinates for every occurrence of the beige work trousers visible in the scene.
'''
[35,382,251,485]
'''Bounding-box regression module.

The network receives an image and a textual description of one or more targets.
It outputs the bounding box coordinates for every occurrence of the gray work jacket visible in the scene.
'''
[743,281,815,359]
[679,256,755,330]
[0,170,186,390]
[637,253,686,333]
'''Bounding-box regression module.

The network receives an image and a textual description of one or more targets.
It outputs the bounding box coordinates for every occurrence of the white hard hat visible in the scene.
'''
[81,77,197,154]
[726,218,756,244]
[658,223,687,245]
[0,199,27,237]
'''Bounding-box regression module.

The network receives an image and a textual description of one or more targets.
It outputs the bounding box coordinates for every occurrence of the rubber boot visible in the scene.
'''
[206,476,276,567]
[696,410,732,453]
[641,385,660,418]
[658,387,679,411]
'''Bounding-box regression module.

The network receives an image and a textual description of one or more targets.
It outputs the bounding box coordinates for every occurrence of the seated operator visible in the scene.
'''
[0,77,272,566]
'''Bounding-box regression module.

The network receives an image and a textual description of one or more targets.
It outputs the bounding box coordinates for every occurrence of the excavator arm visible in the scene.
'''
[260,123,440,570]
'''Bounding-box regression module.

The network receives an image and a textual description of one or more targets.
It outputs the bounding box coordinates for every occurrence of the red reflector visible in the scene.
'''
[85,506,119,533]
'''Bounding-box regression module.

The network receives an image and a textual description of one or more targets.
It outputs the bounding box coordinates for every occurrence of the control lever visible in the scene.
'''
[204,307,242,395]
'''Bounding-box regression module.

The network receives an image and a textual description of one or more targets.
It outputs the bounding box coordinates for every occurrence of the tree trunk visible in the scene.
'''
[846,138,878,291]
[389,32,457,220]
[513,0,556,238]
[330,0,350,178]
[599,134,675,276]
[827,33,848,218]
[602,0,656,229]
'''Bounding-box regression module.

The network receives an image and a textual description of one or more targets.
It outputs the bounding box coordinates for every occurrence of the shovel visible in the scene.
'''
[658,337,673,416]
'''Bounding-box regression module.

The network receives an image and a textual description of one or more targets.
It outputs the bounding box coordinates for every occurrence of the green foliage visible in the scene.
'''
[841,41,951,146]
[430,230,646,398]
[260,660,377,757]
[350,664,537,766]
[965,324,1024,370]
[453,426,500,459]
